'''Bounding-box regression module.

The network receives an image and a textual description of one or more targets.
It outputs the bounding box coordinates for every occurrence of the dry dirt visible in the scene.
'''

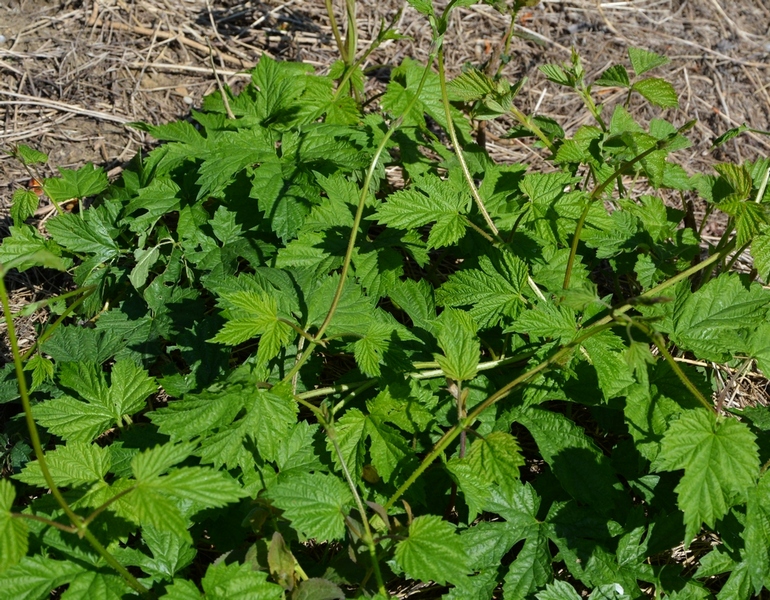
[0,0,769,402]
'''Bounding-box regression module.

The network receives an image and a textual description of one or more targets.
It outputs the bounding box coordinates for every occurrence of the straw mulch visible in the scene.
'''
[1,0,769,408]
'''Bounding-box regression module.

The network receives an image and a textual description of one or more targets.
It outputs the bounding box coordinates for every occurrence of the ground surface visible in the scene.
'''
[0,0,769,403]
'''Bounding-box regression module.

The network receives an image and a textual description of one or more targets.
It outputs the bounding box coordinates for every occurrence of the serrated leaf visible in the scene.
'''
[539,64,572,87]
[537,581,582,600]
[46,212,119,260]
[365,416,411,483]
[201,562,283,600]
[628,47,669,75]
[44,164,108,200]
[744,471,770,594]
[0,557,86,599]
[13,144,48,165]
[211,290,295,365]
[0,225,66,272]
[465,431,524,485]
[15,442,110,488]
[671,274,770,362]
[654,409,759,543]
[713,124,749,148]
[595,64,630,88]
[10,189,39,225]
[269,472,353,542]
[374,175,470,249]
[0,480,28,574]
[434,308,479,381]
[437,250,527,328]
[502,531,552,599]
[632,78,678,108]
[394,515,472,586]
[33,360,155,442]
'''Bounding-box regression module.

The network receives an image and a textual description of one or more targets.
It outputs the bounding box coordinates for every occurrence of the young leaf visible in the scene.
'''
[33,360,156,442]
[200,562,284,600]
[394,515,472,586]
[436,250,528,328]
[671,274,770,363]
[631,78,679,109]
[434,308,480,381]
[12,144,48,165]
[15,442,110,488]
[374,175,470,250]
[628,47,670,75]
[210,290,295,365]
[654,409,759,543]
[269,472,353,542]
[10,189,39,225]
[594,65,630,88]
[0,480,28,574]
[465,431,525,485]
[44,164,109,200]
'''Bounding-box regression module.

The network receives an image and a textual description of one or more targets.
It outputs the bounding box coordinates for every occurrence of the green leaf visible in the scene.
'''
[671,274,770,363]
[628,47,669,75]
[374,175,470,249]
[0,225,66,272]
[394,515,472,586]
[129,246,160,290]
[201,562,283,600]
[437,250,528,328]
[46,212,119,260]
[434,308,479,381]
[116,443,246,539]
[537,581,582,600]
[502,532,552,600]
[10,189,39,225]
[713,124,749,148]
[15,442,110,488]
[292,578,345,600]
[211,290,295,365]
[32,361,155,442]
[44,164,109,200]
[12,144,48,165]
[269,472,353,542]
[513,407,622,514]
[744,471,770,594]
[654,409,759,543]
[160,579,202,600]
[465,431,525,486]
[0,556,84,600]
[632,78,679,108]
[594,64,630,88]
[365,416,411,483]
[0,480,28,574]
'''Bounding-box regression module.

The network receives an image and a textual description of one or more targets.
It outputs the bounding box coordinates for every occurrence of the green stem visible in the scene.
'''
[21,286,94,362]
[281,44,440,388]
[11,512,78,533]
[383,320,619,510]
[327,425,387,596]
[324,0,348,63]
[82,486,138,528]
[0,270,150,598]
[563,123,695,290]
[509,105,557,153]
[437,48,501,240]
[81,528,149,596]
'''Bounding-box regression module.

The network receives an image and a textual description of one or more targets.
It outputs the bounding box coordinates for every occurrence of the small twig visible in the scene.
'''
[207,42,236,119]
